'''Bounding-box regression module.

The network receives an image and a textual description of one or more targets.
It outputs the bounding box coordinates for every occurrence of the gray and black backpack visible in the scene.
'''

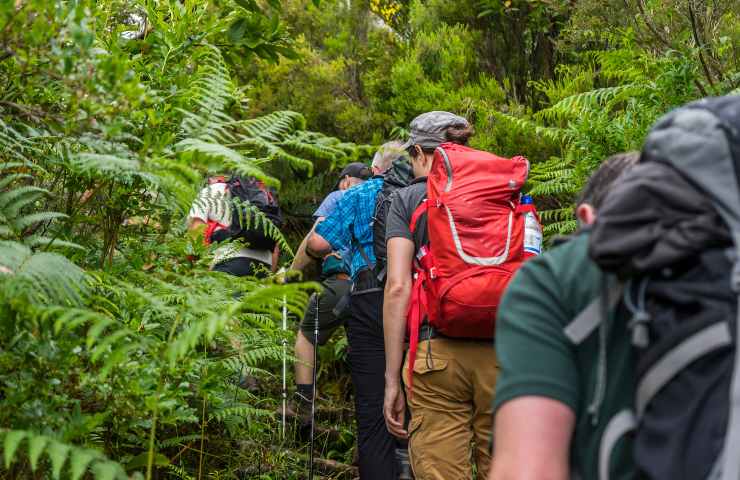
[589,96,740,480]
[372,157,414,282]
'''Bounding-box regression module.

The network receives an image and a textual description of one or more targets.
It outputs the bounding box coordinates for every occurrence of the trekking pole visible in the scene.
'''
[309,294,319,480]
[281,295,288,441]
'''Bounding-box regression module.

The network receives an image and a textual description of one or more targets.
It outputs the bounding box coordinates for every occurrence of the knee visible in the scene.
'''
[295,331,314,356]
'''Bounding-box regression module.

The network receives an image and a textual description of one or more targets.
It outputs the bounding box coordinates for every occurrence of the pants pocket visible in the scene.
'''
[408,414,423,479]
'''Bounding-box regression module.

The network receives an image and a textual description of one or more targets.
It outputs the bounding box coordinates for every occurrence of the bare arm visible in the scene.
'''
[383,237,415,438]
[188,217,206,231]
[272,244,280,273]
[489,397,575,480]
[290,218,324,273]
[306,230,333,258]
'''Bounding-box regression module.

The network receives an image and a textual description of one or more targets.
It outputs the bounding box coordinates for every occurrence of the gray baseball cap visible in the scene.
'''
[401,111,471,151]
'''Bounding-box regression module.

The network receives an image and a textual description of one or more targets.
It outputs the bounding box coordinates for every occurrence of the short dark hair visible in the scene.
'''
[577,152,640,210]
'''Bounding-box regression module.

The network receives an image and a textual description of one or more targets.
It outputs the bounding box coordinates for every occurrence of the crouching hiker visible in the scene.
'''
[187,175,283,278]
[490,152,640,480]
[307,142,408,479]
[383,111,541,479]
[287,163,370,431]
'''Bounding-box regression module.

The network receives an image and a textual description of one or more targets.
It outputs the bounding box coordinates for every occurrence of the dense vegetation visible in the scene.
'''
[1,1,738,479]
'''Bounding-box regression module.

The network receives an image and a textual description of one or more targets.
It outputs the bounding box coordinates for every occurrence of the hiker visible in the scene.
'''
[187,175,282,278]
[306,141,408,479]
[287,163,370,429]
[383,111,540,479]
[586,97,740,480]
[489,152,641,480]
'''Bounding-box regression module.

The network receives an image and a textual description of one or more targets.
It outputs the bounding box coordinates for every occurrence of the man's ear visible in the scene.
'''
[576,204,597,225]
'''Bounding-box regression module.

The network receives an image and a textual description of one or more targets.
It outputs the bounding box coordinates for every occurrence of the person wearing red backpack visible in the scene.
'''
[383,111,539,479]
[187,175,282,277]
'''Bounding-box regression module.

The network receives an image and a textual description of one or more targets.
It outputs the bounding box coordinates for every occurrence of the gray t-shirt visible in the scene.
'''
[385,177,428,251]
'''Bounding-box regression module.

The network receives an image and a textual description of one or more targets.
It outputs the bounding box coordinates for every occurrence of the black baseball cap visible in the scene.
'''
[335,162,371,189]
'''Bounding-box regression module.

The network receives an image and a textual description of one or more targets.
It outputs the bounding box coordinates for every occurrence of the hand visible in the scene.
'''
[383,380,408,439]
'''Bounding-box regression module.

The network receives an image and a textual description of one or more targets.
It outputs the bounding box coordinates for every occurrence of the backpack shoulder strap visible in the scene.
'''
[350,229,373,269]
[409,200,428,234]
[720,239,740,480]
[563,278,623,345]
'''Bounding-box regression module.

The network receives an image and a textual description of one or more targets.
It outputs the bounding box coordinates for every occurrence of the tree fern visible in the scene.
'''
[1,430,131,480]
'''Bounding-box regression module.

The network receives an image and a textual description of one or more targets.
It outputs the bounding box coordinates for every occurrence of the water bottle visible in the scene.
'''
[521,195,542,256]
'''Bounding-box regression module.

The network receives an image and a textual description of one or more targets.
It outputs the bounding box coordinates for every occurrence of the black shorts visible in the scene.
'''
[299,274,352,346]
[212,257,270,278]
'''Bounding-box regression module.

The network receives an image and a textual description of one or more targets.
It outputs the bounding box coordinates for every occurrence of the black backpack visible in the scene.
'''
[210,176,283,251]
[588,96,740,480]
[372,158,414,281]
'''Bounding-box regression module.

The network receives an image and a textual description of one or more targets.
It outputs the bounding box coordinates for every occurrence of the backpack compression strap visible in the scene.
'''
[406,200,431,396]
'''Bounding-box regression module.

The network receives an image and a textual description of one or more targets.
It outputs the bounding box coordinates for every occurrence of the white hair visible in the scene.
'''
[371,141,406,173]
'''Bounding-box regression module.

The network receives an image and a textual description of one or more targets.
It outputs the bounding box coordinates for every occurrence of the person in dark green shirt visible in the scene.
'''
[490,152,640,480]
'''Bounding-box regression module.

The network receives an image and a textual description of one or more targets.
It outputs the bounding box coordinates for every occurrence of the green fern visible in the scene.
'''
[237,110,306,142]
[0,162,75,247]
[208,404,273,422]
[492,111,570,145]
[179,46,238,144]
[0,241,87,306]
[167,463,195,480]
[535,84,644,122]
[1,430,130,480]
[232,199,294,256]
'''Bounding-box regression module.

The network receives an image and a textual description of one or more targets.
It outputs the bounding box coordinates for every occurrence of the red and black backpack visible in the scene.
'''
[207,176,283,251]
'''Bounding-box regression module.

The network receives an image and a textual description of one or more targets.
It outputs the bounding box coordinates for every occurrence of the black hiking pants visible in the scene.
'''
[347,288,400,479]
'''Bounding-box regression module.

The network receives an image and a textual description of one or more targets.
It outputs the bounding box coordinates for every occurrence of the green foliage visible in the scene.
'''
[0,1,360,478]
[1,430,130,480]
[494,45,731,235]
[1,0,739,478]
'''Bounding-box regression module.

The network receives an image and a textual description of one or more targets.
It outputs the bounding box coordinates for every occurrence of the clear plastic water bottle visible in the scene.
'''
[521,195,542,256]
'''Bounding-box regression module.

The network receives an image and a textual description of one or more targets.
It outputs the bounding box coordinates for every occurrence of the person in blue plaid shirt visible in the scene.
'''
[308,141,408,479]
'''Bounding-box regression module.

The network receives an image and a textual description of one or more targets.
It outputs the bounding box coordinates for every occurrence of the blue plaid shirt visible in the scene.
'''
[315,177,383,280]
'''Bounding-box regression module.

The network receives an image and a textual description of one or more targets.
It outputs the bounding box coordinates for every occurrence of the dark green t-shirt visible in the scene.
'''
[494,231,636,480]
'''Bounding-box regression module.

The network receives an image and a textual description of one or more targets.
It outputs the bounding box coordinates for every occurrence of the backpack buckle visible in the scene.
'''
[429,266,437,279]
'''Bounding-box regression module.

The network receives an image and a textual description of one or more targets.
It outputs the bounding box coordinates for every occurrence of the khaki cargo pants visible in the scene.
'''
[403,338,498,479]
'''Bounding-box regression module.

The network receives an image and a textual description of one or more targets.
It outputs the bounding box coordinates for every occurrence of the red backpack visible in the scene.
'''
[406,143,537,386]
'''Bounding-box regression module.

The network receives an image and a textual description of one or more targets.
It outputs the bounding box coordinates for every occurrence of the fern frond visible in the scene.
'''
[179,45,237,143]
[0,241,87,306]
[236,110,306,142]
[537,208,575,223]
[491,111,570,145]
[209,404,273,422]
[543,220,579,235]
[167,464,195,480]
[536,84,643,122]
[0,430,128,480]
[175,138,274,186]
[231,199,294,256]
